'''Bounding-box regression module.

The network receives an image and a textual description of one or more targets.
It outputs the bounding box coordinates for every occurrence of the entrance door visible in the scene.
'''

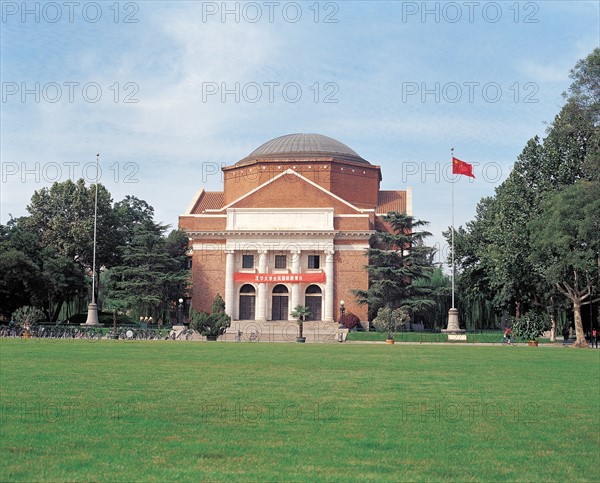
[239,284,256,320]
[305,285,322,321]
[271,284,289,321]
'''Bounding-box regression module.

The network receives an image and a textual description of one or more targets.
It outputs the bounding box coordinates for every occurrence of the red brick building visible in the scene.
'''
[179,133,410,325]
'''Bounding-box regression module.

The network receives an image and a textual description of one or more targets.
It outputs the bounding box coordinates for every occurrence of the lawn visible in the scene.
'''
[346,331,558,344]
[346,331,449,342]
[1,339,598,482]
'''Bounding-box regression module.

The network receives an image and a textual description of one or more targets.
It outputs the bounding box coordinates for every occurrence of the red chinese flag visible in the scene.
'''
[452,157,475,178]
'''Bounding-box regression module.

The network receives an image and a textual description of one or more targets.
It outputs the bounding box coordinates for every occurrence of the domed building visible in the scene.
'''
[179,133,411,328]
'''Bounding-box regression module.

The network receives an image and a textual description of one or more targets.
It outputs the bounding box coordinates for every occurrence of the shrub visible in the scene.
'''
[190,294,231,339]
[341,311,360,330]
[510,312,549,341]
[372,306,410,340]
[11,306,46,326]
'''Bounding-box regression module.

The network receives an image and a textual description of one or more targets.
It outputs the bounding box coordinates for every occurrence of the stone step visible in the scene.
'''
[223,320,345,343]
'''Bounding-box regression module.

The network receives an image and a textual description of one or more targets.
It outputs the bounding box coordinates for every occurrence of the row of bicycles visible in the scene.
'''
[0,324,183,341]
[0,325,101,339]
[106,328,171,340]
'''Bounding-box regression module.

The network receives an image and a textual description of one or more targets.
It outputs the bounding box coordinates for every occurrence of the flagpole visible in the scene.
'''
[83,153,100,326]
[444,149,463,339]
[91,153,99,304]
[451,147,455,309]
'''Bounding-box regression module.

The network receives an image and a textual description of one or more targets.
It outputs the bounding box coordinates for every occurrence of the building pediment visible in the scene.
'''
[223,169,366,214]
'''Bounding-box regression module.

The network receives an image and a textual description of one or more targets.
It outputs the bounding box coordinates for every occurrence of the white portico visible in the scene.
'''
[223,207,335,322]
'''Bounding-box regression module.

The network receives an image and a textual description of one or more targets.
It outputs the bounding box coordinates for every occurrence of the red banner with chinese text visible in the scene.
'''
[234,273,326,283]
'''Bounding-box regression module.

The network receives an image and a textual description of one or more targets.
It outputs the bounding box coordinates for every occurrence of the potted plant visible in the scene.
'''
[190,294,231,341]
[511,312,549,346]
[12,306,46,339]
[290,305,312,343]
[372,306,410,344]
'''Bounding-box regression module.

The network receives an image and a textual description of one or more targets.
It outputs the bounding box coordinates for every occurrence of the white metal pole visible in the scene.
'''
[91,154,99,303]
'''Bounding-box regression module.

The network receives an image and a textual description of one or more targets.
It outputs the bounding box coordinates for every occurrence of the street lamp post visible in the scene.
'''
[177,298,184,326]
[339,300,345,328]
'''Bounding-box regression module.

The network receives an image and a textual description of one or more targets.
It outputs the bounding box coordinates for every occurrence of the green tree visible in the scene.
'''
[211,293,226,314]
[0,217,85,320]
[0,248,43,316]
[190,293,231,340]
[24,179,121,303]
[529,181,600,347]
[560,48,600,181]
[413,267,451,329]
[447,49,600,326]
[113,195,155,249]
[354,212,436,320]
[104,220,190,320]
[1,183,182,323]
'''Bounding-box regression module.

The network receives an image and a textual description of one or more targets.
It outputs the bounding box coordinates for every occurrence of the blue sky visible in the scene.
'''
[1,0,599,264]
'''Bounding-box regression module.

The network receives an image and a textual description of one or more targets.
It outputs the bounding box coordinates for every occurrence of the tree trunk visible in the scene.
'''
[549,312,557,342]
[571,299,588,348]
[51,299,64,322]
[515,300,522,319]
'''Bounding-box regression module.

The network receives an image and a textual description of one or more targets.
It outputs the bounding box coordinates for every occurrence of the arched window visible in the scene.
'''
[239,284,256,319]
[272,284,289,294]
[271,284,289,320]
[305,285,322,321]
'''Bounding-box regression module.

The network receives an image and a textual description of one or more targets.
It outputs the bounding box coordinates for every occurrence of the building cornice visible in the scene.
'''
[187,230,336,238]
[187,230,375,239]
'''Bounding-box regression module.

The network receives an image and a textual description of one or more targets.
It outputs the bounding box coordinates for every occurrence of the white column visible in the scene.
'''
[323,246,334,322]
[290,248,301,315]
[256,250,267,322]
[225,250,235,319]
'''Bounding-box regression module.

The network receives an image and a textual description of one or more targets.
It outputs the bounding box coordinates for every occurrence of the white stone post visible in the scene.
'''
[256,249,267,321]
[225,250,235,319]
[323,246,334,322]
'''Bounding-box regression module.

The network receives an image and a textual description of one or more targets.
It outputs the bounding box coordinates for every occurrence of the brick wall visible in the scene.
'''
[191,247,226,313]
[179,216,226,231]
[231,173,362,214]
[334,249,369,326]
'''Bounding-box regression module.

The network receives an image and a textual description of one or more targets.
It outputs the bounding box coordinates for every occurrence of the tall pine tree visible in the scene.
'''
[353,212,437,321]
[104,220,190,320]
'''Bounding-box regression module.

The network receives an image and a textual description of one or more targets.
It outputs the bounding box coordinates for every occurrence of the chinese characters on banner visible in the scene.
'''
[234,273,326,283]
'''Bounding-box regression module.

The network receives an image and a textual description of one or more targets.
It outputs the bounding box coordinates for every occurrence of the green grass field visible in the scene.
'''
[1,339,598,482]
[346,331,560,344]
[347,331,449,342]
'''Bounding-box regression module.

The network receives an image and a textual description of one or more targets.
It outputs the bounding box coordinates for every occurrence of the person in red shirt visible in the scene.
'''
[504,327,512,345]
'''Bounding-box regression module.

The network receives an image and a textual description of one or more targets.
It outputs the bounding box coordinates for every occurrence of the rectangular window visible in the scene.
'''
[275,255,287,269]
[242,254,254,269]
[308,255,320,269]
